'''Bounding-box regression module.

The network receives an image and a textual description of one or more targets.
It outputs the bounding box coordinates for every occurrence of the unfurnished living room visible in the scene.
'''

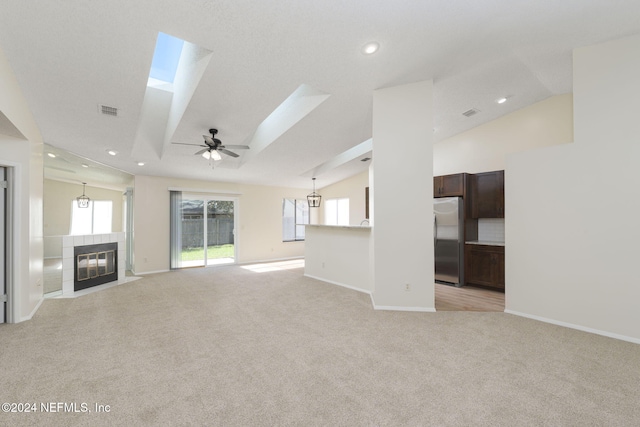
[1,2,640,426]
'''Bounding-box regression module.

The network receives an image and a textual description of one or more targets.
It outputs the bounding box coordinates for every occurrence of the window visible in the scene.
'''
[282,199,309,241]
[325,198,349,226]
[70,201,113,235]
[148,32,185,85]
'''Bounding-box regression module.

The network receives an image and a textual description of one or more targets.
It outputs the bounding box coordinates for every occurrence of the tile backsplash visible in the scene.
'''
[478,218,505,242]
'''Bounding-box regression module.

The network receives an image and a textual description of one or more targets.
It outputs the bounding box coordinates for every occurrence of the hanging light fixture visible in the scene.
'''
[202,149,222,161]
[77,182,90,208]
[307,177,321,208]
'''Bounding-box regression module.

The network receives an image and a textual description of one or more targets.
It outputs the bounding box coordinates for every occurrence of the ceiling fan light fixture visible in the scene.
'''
[202,149,222,161]
[174,128,248,162]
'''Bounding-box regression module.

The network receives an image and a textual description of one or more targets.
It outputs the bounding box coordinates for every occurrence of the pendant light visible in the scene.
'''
[307,177,321,208]
[77,182,90,208]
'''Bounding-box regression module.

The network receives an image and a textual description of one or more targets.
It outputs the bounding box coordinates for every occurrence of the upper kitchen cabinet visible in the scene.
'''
[434,173,465,198]
[471,170,504,218]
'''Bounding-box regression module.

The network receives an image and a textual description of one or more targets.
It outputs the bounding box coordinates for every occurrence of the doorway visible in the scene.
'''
[179,195,237,267]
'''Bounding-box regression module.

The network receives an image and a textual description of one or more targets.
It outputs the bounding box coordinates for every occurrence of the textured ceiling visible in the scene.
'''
[1,1,640,190]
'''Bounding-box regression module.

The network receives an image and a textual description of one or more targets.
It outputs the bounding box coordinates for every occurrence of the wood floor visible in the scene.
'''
[435,283,505,312]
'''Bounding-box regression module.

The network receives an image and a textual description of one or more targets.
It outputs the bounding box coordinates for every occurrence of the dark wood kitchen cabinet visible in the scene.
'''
[464,244,505,290]
[434,173,465,198]
[471,170,504,218]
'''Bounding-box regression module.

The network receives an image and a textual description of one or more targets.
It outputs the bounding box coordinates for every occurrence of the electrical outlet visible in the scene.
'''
[144,257,148,263]
[322,262,325,269]
[405,283,411,291]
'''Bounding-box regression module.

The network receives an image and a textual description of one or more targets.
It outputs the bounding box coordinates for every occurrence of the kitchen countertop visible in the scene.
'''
[465,240,505,247]
[305,224,371,230]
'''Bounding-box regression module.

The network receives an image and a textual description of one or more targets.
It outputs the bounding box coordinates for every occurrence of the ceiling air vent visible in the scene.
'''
[462,108,480,117]
[361,157,371,162]
[99,104,119,117]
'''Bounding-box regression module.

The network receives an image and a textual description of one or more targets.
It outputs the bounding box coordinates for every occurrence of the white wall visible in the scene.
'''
[0,45,44,322]
[434,94,573,175]
[134,175,310,274]
[372,80,434,310]
[506,34,640,343]
[318,171,368,225]
[304,226,372,293]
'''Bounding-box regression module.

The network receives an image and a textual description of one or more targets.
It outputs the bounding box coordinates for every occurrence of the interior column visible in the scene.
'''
[371,80,434,310]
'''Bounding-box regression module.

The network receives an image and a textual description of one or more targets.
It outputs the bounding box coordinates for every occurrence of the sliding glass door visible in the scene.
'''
[180,199,206,267]
[179,195,236,267]
[205,200,235,265]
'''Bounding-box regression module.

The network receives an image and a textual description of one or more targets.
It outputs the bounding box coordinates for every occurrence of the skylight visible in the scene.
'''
[148,32,185,85]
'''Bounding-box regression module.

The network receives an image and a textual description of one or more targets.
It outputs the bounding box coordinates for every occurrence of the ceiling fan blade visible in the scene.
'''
[173,142,207,147]
[203,135,215,145]
[218,148,239,158]
[219,145,250,150]
[195,148,208,155]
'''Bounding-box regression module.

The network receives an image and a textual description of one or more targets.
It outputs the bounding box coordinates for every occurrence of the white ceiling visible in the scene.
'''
[1,1,640,190]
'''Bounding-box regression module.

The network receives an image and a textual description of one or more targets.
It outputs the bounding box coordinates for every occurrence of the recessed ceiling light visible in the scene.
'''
[47,152,56,158]
[107,149,117,156]
[137,162,145,166]
[362,42,379,55]
[497,97,508,104]
[81,164,89,168]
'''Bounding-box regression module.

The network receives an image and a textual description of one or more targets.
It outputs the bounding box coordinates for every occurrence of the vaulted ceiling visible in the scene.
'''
[1,1,639,190]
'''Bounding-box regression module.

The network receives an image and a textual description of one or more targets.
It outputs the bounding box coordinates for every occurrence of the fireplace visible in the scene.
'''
[74,242,118,291]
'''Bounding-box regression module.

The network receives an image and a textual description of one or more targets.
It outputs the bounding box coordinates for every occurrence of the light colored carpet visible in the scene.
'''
[1,262,639,426]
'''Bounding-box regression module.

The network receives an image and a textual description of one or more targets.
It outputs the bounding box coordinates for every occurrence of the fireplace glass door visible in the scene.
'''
[77,249,116,282]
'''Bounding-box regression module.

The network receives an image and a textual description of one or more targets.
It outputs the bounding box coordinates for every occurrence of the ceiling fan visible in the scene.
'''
[172,128,249,161]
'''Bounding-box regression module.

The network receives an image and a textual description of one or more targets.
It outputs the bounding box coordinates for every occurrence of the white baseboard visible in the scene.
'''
[369,294,436,312]
[20,297,45,322]
[303,274,437,313]
[239,256,304,265]
[133,257,304,276]
[133,269,170,275]
[371,304,436,313]
[504,309,640,345]
[303,274,372,295]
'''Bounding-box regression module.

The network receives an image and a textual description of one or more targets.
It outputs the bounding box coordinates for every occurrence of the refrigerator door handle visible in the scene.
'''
[433,213,437,243]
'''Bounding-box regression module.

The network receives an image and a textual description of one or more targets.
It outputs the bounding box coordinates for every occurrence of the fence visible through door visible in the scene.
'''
[179,197,236,267]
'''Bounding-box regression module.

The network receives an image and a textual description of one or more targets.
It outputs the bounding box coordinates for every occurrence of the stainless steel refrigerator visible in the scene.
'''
[434,197,463,286]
